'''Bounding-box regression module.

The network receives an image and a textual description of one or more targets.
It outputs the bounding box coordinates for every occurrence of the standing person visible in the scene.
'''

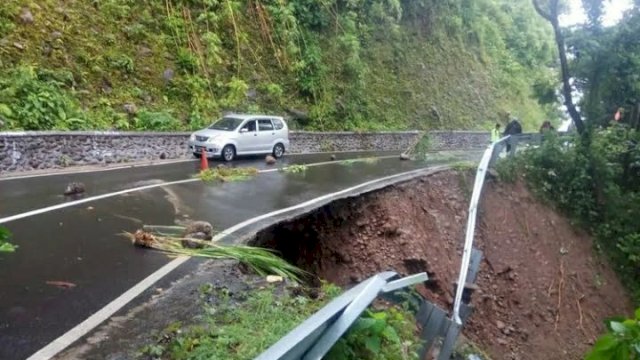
[491,123,501,143]
[539,120,555,133]
[503,118,522,153]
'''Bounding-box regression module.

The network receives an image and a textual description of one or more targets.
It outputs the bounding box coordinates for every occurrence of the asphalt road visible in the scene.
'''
[0,151,481,359]
[0,151,398,218]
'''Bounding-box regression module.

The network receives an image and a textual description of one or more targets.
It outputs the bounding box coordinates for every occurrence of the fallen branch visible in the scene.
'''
[124,230,304,282]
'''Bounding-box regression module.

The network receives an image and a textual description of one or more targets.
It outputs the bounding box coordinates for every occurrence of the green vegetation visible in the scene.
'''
[327,307,421,360]
[0,227,17,253]
[451,161,476,171]
[138,284,341,359]
[196,166,259,182]
[129,229,303,281]
[570,4,640,129]
[281,164,308,174]
[339,157,379,167]
[586,308,640,360]
[0,0,558,131]
[139,283,420,360]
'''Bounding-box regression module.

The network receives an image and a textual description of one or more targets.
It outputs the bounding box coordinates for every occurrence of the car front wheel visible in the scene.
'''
[222,145,235,162]
[272,143,285,158]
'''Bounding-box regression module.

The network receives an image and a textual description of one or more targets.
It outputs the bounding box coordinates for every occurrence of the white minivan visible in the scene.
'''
[188,114,290,161]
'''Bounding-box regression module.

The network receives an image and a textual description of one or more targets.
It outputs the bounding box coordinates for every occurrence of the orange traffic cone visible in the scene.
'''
[200,148,209,170]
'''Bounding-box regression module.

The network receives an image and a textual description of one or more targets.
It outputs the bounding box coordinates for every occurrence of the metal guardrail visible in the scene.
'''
[451,133,541,324]
[255,272,428,360]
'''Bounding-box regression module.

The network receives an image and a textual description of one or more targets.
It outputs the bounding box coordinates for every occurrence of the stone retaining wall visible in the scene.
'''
[0,130,489,173]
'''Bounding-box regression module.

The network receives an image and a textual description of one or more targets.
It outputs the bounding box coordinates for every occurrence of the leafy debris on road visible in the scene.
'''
[0,227,17,253]
[196,166,259,182]
[127,227,303,282]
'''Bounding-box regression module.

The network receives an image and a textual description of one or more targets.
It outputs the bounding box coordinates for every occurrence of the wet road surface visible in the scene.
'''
[0,152,481,359]
[0,151,398,218]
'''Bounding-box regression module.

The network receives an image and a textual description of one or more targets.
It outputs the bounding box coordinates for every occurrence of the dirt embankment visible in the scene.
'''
[252,171,633,360]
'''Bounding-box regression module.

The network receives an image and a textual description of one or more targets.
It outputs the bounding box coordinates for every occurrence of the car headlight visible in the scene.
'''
[189,134,196,141]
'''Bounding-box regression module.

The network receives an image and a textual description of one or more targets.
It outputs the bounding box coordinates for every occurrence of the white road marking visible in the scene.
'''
[0,156,397,225]
[0,178,198,225]
[0,151,398,181]
[211,166,443,242]
[0,159,193,181]
[26,256,189,360]
[26,165,445,360]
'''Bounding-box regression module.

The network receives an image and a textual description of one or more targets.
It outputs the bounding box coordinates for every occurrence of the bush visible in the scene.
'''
[586,308,640,360]
[326,306,421,360]
[0,66,84,130]
[134,110,181,131]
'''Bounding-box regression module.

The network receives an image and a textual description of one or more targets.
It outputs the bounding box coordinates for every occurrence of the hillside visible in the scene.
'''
[0,0,559,131]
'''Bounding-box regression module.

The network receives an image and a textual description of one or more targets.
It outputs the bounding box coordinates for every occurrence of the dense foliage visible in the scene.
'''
[569,5,640,128]
[0,0,558,131]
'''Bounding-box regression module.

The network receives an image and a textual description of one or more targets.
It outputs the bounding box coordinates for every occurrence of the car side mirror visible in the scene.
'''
[239,128,248,133]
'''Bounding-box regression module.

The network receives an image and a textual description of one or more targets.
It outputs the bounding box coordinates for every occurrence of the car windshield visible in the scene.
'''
[208,117,244,131]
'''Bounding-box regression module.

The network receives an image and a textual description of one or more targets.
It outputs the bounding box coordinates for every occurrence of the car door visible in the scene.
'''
[257,119,276,152]
[236,120,258,153]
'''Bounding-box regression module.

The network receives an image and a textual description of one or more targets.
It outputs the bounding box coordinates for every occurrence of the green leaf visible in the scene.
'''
[593,334,618,352]
[364,335,381,354]
[0,103,13,117]
[610,322,627,334]
[606,317,627,331]
[0,242,17,252]
[382,325,401,344]
[370,311,387,321]
[0,227,10,241]
[370,319,387,335]
[351,318,377,332]
[635,309,640,321]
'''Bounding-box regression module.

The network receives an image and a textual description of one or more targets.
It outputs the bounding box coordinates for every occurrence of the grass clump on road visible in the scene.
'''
[0,227,17,253]
[196,166,259,182]
[128,230,303,282]
[281,164,308,174]
[340,157,380,166]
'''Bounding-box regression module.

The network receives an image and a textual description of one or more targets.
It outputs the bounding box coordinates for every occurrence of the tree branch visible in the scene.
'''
[532,0,553,22]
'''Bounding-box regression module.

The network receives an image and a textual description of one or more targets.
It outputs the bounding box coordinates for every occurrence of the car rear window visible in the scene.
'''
[272,118,284,130]
[258,119,274,131]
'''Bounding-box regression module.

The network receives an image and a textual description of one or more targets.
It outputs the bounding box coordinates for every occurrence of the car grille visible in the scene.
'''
[196,135,209,142]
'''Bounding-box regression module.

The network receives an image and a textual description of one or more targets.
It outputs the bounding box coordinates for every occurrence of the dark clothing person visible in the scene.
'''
[503,120,523,136]
[503,119,522,153]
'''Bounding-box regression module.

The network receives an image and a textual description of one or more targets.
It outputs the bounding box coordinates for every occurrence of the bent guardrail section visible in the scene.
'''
[255,272,428,360]
[451,136,509,324]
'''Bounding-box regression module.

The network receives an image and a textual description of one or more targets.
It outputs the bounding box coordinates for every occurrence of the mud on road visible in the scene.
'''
[252,171,633,360]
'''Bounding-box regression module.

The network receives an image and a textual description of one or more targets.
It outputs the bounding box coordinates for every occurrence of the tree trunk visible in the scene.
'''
[532,0,586,134]
[552,21,586,133]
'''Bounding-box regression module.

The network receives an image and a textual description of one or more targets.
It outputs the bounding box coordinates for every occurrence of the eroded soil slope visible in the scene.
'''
[252,171,633,360]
